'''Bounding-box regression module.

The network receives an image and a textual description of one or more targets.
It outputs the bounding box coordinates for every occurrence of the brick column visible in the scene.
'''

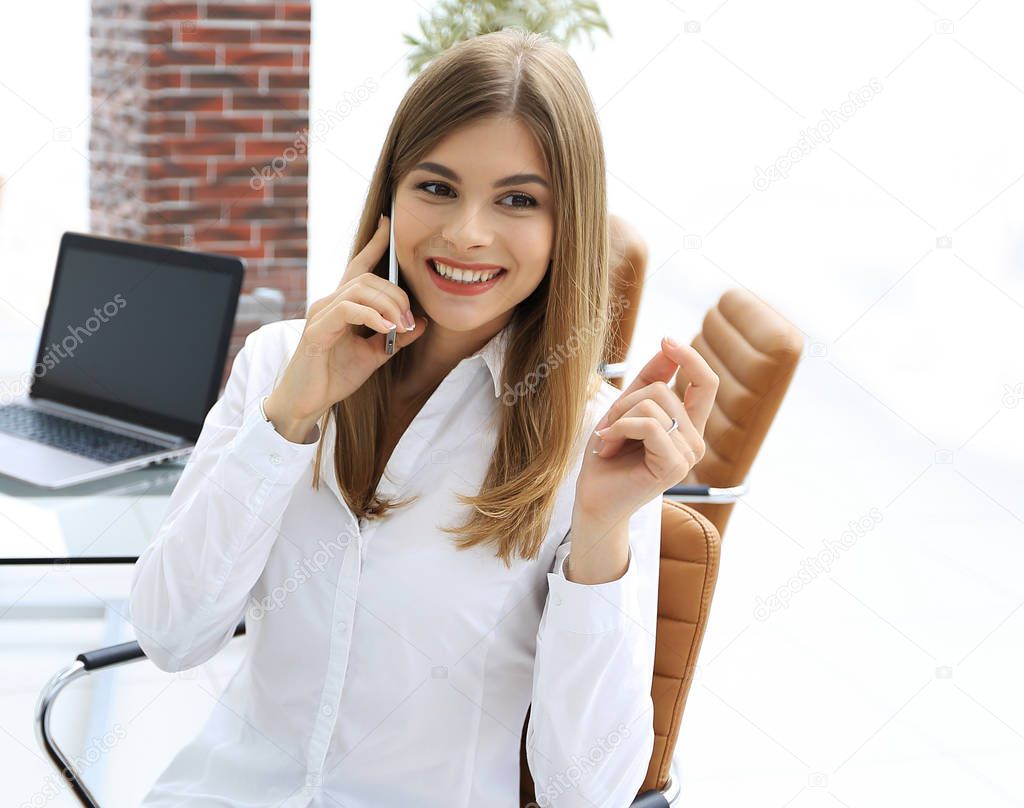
[89,0,311,375]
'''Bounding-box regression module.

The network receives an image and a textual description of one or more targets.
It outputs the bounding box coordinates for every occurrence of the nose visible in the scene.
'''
[441,205,494,253]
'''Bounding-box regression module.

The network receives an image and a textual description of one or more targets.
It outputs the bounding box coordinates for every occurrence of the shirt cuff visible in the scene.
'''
[544,543,643,634]
[224,396,321,484]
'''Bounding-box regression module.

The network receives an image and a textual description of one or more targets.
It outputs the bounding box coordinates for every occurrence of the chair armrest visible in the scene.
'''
[77,640,147,671]
[36,619,247,808]
[75,620,247,671]
[598,360,628,380]
[664,481,748,503]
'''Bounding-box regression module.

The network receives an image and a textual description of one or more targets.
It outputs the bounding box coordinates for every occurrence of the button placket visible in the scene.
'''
[304,526,362,781]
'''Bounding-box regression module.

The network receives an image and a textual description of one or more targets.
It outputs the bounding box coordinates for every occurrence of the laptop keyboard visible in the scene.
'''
[0,403,168,464]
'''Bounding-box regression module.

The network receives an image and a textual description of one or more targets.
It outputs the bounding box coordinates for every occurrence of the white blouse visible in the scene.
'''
[129,318,662,808]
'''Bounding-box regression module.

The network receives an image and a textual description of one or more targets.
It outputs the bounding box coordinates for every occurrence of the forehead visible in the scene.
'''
[421,116,549,179]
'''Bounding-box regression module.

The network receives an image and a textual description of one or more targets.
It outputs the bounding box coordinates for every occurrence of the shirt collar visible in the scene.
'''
[467,321,514,398]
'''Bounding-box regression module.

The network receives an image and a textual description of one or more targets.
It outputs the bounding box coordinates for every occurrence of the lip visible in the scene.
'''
[426,256,505,271]
[425,258,507,296]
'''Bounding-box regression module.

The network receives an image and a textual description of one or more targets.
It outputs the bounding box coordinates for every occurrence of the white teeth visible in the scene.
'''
[431,260,502,283]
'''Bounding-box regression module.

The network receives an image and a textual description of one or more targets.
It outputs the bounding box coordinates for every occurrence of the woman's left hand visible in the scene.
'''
[573,336,719,530]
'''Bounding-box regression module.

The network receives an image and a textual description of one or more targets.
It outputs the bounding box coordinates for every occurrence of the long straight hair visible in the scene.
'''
[310,28,610,567]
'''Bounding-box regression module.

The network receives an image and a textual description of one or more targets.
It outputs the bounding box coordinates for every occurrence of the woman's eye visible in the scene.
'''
[500,192,537,209]
[418,181,455,198]
[416,181,536,209]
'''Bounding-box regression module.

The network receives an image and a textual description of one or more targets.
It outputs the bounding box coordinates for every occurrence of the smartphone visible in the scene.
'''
[385,197,398,355]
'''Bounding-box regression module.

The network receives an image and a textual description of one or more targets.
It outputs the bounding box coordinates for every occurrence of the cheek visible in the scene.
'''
[510,217,553,259]
[396,216,431,262]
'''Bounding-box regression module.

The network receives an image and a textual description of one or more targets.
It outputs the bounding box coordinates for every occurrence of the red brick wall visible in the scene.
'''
[89,0,311,384]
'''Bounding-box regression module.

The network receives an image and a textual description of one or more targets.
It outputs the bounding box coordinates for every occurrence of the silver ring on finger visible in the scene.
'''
[664,417,679,435]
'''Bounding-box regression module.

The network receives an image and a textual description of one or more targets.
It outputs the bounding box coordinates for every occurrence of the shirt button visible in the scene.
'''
[321,703,334,717]
[305,772,322,788]
[552,594,563,606]
[269,453,282,466]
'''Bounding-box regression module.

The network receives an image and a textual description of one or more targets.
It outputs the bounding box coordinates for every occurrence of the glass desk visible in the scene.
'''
[0,459,192,798]
[0,460,186,565]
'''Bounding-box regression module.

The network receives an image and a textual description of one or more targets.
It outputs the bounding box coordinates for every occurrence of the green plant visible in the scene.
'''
[402,0,611,76]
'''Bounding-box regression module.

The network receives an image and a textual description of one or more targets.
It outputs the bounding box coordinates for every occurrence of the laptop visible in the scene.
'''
[0,232,244,489]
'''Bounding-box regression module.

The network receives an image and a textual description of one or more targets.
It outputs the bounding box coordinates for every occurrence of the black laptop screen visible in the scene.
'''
[30,234,243,442]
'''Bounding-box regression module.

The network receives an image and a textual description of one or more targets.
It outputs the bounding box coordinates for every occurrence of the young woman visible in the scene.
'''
[130,28,716,808]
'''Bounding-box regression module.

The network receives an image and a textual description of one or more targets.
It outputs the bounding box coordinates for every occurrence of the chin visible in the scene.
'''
[424,312,496,332]
[418,304,510,332]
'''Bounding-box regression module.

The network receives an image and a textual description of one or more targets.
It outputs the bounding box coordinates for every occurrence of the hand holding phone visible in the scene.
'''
[262,203,425,442]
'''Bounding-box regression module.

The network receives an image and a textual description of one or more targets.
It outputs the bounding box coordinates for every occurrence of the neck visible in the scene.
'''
[397,312,512,399]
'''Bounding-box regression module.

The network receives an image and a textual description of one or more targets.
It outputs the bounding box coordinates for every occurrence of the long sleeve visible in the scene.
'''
[526,493,662,808]
[128,325,320,672]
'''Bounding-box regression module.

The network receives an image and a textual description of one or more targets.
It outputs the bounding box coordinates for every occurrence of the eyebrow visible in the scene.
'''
[413,161,550,190]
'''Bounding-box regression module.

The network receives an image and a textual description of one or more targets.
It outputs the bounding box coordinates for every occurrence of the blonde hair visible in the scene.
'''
[311,28,610,567]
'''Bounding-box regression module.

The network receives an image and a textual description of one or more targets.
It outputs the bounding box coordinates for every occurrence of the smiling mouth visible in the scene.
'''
[427,259,507,284]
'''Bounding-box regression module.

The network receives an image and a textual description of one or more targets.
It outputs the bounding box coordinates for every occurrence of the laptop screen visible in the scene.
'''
[30,233,244,442]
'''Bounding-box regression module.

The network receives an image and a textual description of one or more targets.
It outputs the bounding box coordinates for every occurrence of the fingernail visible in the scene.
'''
[403,310,415,330]
[594,427,609,437]
[381,319,398,330]
[591,438,604,454]
[664,335,678,348]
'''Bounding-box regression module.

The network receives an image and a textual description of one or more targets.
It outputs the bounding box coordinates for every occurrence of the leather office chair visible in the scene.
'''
[36,220,801,807]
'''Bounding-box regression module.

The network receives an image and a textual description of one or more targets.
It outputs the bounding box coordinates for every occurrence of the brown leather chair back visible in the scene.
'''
[679,288,804,537]
[641,499,720,794]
